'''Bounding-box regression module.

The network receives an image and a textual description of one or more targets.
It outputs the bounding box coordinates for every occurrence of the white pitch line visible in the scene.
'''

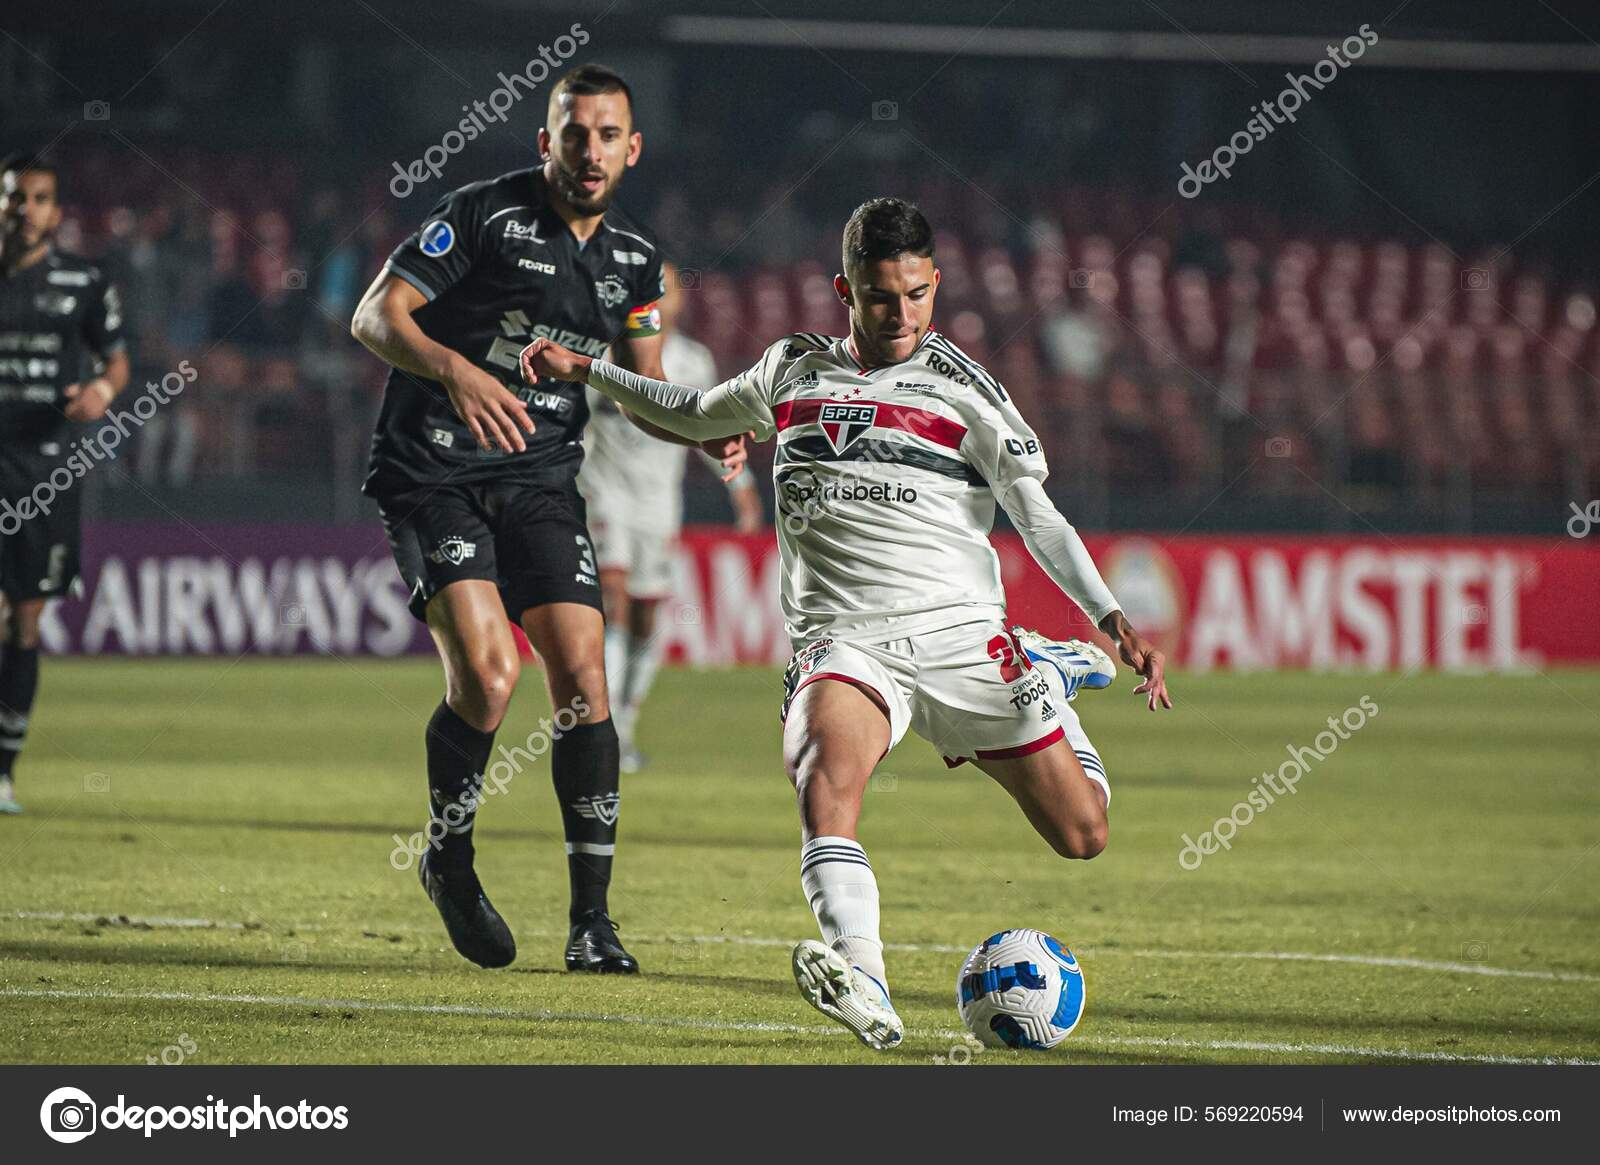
[11,911,1600,985]
[10,910,246,930]
[1,987,834,1037]
[668,933,1600,984]
[5,987,1596,1065]
[1123,948,1600,984]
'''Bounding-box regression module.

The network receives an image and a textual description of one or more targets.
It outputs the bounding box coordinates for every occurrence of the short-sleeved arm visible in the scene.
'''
[384,188,484,302]
[621,251,665,340]
[960,382,1050,501]
[81,270,127,358]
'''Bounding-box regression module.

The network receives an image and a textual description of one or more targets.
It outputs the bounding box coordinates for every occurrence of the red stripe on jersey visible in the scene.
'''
[974,726,1066,761]
[772,399,967,449]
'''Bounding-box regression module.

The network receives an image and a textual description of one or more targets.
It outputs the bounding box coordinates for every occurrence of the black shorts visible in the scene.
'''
[374,477,603,623]
[0,448,83,603]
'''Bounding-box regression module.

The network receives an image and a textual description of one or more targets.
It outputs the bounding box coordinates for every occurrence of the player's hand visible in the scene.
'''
[519,337,589,386]
[1101,611,1172,711]
[63,379,115,423]
[443,356,533,454]
[702,432,750,484]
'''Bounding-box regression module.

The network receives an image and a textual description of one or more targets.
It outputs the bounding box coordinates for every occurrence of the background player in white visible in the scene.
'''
[579,260,763,772]
[521,198,1171,1050]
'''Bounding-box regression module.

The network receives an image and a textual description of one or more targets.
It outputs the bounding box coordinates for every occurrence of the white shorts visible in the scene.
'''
[780,619,1109,804]
[588,511,677,599]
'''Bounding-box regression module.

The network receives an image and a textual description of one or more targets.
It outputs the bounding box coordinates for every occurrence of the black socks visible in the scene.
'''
[0,644,40,779]
[425,701,496,866]
[425,702,621,922]
[551,719,621,921]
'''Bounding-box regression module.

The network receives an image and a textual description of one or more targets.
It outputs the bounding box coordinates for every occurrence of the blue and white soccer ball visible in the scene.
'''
[957,928,1086,1049]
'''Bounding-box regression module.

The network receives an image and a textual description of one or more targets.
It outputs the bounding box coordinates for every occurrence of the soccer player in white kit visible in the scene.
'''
[522,198,1172,1050]
[579,261,764,772]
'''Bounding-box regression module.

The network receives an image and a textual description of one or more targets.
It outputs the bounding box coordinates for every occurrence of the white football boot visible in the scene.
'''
[791,939,904,1051]
[0,775,21,815]
[1012,627,1115,702]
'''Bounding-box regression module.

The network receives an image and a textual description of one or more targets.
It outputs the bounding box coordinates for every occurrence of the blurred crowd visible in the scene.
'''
[53,149,1600,528]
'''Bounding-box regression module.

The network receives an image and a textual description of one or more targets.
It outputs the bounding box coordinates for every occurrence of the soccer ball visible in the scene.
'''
[956,928,1086,1049]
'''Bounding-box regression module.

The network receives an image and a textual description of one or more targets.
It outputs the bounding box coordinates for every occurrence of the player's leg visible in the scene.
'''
[0,595,46,814]
[598,565,631,707]
[616,589,663,772]
[589,512,637,760]
[376,484,517,968]
[518,600,636,973]
[413,579,521,967]
[975,739,1108,860]
[916,622,1108,860]
[0,479,81,815]
[781,642,908,1049]
[503,483,634,973]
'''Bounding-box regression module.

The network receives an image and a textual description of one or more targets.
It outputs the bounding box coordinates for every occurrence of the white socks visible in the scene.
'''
[603,628,663,753]
[603,627,629,710]
[621,633,662,715]
[800,836,888,993]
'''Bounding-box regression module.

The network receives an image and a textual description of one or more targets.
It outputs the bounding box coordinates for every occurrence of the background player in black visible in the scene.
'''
[0,153,129,815]
[351,65,745,972]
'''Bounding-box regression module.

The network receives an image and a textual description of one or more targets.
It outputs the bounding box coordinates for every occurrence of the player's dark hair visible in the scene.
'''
[842,197,934,274]
[1,151,58,189]
[551,63,633,115]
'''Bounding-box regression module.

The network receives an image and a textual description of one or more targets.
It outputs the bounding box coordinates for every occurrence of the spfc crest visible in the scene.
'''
[818,402,876,452]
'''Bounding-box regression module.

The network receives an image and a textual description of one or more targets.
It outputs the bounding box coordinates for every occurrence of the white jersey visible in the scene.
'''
[707,330,1050,641]
[579,332,719,533]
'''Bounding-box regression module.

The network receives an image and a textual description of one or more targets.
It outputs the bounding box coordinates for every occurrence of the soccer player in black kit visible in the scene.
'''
[352,66,743,972]
[0,153,129,815]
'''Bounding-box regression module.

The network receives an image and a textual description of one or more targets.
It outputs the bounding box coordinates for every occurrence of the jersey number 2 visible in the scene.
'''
[987,632,1028,683]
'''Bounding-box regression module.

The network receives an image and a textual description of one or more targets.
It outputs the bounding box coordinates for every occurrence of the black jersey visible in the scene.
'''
[364,167,666,494]
[0,248,125,456]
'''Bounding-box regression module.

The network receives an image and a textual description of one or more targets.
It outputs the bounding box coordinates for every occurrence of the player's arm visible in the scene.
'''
[520,339,772,444]
[610,306,748,480]
[350,271,532,454]
[63,349,128,422]
[966,387,1171,710]
[64,273,130,422]
[608,330,693,447]
[998,480,1170,710]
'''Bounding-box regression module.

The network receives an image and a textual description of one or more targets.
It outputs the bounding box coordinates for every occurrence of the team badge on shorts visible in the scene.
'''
[819,403,877,452]
[428,536,477,566]
[780,638,835,722]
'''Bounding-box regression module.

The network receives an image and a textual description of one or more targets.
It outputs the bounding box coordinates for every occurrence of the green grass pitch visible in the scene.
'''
[2,658,1597,1064]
